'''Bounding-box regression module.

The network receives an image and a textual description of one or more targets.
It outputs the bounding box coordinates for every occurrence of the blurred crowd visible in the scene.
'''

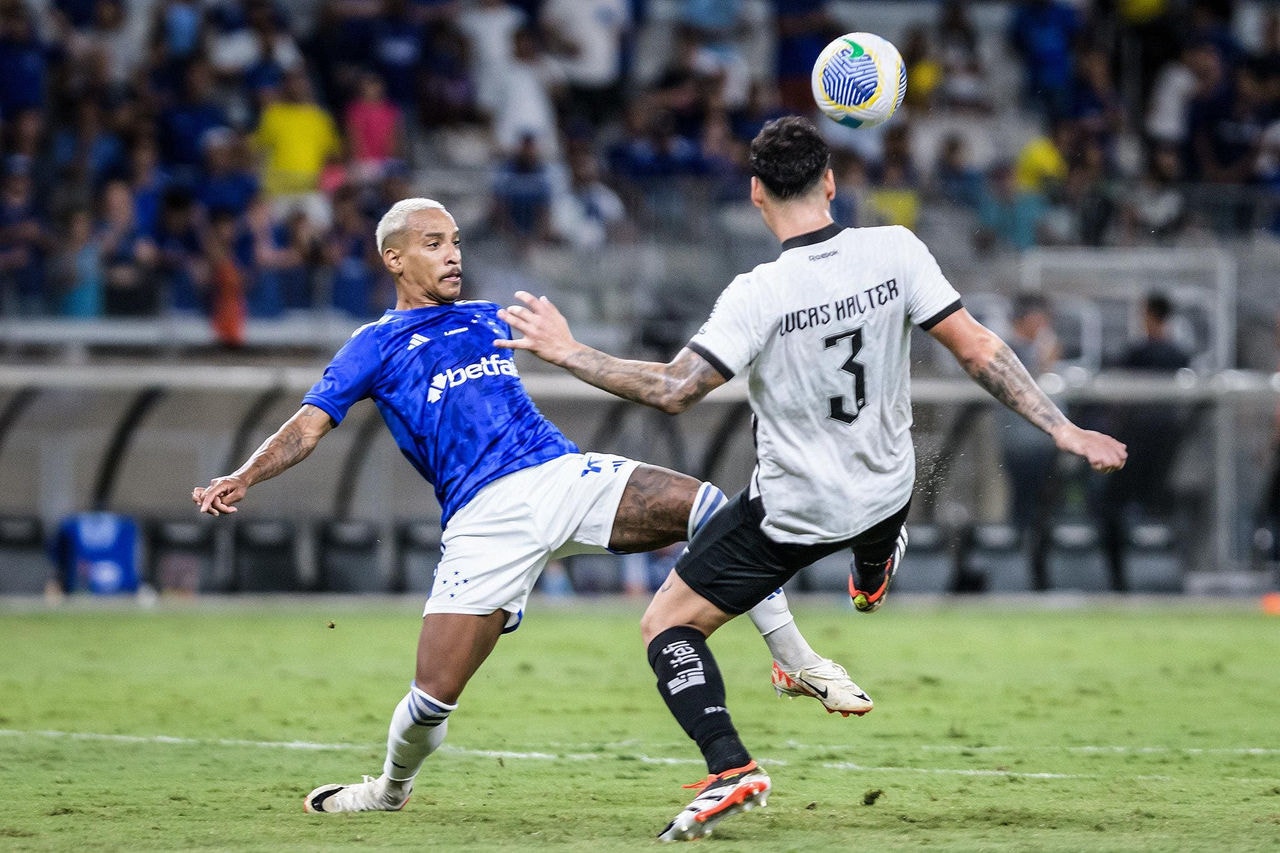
[0,0,1278,331]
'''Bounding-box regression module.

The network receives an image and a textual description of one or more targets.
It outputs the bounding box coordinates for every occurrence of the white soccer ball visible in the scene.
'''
[811,32,907,129]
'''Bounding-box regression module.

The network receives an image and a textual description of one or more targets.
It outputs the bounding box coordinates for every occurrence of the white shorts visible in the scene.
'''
[422,452,639,629]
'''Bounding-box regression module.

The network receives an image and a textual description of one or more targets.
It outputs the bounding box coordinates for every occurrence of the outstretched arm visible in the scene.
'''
[928,308,1127,472]
[192,404,334,515]
[496,290,727,414]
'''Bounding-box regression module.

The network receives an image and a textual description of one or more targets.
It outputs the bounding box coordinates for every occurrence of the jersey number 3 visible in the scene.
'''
[823,327,866,424]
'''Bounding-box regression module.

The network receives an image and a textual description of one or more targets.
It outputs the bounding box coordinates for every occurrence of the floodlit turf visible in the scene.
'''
[1,595,1278,851]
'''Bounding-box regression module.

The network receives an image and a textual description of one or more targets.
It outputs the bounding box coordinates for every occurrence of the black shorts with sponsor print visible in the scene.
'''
[675,488,911,615]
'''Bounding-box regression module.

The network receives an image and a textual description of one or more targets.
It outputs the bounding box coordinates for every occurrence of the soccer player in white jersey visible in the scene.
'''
[191,197,870,817]
[498,116,1129,841]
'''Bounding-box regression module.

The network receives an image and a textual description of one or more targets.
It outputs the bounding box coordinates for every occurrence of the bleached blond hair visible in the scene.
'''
[375,198,450,254]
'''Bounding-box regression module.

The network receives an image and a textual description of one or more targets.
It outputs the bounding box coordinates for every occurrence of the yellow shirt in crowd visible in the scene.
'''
[252,102,342,196]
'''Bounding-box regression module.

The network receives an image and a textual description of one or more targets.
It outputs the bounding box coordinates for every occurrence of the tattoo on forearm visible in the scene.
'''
[970,343,1068,435]
[237,415,323,485]
[561,349,718,412]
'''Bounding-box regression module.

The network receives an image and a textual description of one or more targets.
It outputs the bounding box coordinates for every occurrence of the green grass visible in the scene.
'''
[1,595,1278,851]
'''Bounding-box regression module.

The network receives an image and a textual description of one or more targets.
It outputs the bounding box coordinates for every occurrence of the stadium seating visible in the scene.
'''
[0,514,51,595]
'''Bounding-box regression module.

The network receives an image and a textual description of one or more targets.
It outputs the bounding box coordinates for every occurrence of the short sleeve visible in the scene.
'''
[896,226,963,328]
[301,327,382,426]
[686,273,766,380]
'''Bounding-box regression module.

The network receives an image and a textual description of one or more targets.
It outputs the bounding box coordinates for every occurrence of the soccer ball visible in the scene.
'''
[811,32,907,129]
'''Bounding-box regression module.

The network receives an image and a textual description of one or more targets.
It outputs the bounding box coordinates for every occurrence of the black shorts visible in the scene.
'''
[675,489,911,615]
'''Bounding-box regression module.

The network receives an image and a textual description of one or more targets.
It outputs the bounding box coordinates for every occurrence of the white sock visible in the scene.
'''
[383,685,456,785]
[747,587,824,671]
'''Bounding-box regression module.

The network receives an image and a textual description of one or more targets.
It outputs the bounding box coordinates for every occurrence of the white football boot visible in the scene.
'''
[304,774,411,814]
[771,659,874,717]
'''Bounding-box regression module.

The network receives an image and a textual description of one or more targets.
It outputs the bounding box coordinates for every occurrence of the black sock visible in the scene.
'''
[647,626,751,775]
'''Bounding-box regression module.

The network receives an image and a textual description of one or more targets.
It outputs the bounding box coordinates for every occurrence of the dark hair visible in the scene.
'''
[749,116,831,200]
[1145,292,1173,322]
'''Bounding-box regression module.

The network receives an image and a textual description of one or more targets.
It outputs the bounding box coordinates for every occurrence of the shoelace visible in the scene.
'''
[681,760,758,791]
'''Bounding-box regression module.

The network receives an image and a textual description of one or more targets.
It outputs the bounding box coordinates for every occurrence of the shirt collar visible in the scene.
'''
[780,222,844,252]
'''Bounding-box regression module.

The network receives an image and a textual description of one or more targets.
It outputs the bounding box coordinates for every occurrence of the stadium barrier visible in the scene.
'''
[0,364,1276,596]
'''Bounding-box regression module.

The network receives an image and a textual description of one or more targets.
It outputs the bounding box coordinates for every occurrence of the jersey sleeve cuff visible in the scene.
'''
[686,341,735,381]
[919,298,963,330]
[301,396,345,427]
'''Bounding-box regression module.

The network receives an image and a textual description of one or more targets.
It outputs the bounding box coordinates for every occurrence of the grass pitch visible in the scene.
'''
[1,595,1278,851]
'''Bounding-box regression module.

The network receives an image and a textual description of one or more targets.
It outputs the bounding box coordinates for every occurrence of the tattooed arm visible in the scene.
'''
[496,291,728,414]
[929,308,1127,472]
[192,405,334,515]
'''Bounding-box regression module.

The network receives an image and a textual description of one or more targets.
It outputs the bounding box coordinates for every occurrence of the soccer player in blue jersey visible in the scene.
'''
[192,197,870,816]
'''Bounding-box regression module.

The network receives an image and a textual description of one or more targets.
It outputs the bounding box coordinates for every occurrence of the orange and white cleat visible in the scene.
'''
[657,760,771,842]
[772,659,874,717]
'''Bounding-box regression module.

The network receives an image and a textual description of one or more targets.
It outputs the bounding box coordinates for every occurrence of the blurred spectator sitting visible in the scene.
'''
[205,208,246,346]
[1007,0,1082,120]
[866,160,919,229]
[771,0,838,115]
[1189,59,1269,187]
[1014,116,1073,196]
[1180,40,1230,181]
[0,1,54,118]
[125,137,171,240]
[251,66,342,226]
[147,0,205,66]
[64,0,148,101]
[52,98,126,195]
[324,184,379,316]
[1118,143,1188,244]
[207,0,303,85]
[1145,40,1201,148]
[539,0,630,127]
[900,24,943,111]
[933,132,984,209]
[998,293,1062,590]
[935,0,990,112]
[490,25,564,162]
[551,146,629,249]
[48,205,103,317]
[457,0,527,117]
[158,60,230,187]
[418,16,482,131]
[150,186,204,312]
[1069,45,1125,160]
[829,149,873,227]
[3,108,57,208]
[608,105,707,228]
[343,71,404,183]
[975,160,1046,253]
[488,133,556,246]
[1090,291,1193,591]
[96,177,158,316]
[368,0,426,111]
[238,194,303,317]
[0,163,50,315]
[197,127,260,218]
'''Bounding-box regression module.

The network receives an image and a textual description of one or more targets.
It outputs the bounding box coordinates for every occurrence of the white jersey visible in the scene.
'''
[688,223,961,545]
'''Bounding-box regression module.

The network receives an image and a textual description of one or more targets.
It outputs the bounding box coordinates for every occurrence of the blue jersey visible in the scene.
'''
[302,301,578,525]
